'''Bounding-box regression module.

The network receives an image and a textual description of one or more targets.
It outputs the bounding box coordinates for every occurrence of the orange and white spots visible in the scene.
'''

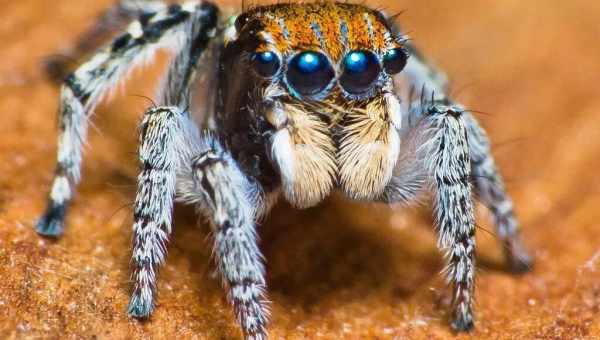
[244,3,395,61]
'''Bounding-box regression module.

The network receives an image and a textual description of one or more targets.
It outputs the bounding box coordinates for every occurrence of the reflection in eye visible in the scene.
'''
[286,51,335,96]
[252,51,281,77]
[339,50,381,95]
[383,47,408,75]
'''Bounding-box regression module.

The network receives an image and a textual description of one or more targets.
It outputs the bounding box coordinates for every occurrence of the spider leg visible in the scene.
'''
[400,41,532,273]
[424,103,476,331]
[177,137,269,340]
[36,1,219,237]
[398,101,478,331]
[45,0,168,81]
[128,3,219,317]
[128,106,186,318]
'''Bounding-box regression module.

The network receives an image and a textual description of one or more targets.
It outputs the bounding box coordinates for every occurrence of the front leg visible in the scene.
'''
[426,103,476,331]
[380,100,476,330]
[182,138,269,340]
[127,106,189,317]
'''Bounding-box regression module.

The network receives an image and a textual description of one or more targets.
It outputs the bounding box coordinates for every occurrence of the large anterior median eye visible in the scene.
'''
[339,50,381,95]
[251,51,281,77]
[383,47,408,75]
[287,51,335,96]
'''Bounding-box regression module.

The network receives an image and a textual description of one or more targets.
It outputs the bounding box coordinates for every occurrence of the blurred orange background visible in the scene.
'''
[1,1,599,339]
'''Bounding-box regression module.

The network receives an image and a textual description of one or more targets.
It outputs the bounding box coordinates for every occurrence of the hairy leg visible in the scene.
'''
[425,103,476,331]
[128,3,220,316]
[45,0,168,81]
[177,136,269,340]
[128,106,184,317]
[37,1,219,237]
[394,101,476,330]
[399,41,532,273]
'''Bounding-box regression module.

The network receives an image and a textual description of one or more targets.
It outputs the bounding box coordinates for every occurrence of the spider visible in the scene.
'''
[36,0,533,338]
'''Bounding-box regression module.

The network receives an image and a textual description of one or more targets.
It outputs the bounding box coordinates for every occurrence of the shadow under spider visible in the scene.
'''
[165,197,443,309]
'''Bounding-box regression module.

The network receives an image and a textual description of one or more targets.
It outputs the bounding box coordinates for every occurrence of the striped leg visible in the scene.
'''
[128,106,188,318]
[45,0,167,81]
[425,103,476,331]
[36,1,219,237]
[382,95,477,330]
[382,99,476,330]
[128,1,219,317]
[400,41,532,273]
[178,137,269,340]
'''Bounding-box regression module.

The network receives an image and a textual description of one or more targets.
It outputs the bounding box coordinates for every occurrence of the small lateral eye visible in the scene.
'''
[287,51,335,96]
[383,47,408,75]
[339,50,381,95]
[251,51,281,77]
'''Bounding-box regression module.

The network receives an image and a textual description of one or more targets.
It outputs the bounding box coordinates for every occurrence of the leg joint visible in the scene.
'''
[425,103,465,119]
[192,150,226,170]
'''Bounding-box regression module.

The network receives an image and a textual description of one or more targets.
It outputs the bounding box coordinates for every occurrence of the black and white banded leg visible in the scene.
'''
[45,0,168,81]
[128,1,219,317]
[128,106,188,317]
[381,99,477,330]
[178,138,269,340]
[423,103,477,331]
[36,1,218,237]
[401,41,532,274]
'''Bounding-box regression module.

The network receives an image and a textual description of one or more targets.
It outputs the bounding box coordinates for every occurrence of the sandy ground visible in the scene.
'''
[1,0,600,339]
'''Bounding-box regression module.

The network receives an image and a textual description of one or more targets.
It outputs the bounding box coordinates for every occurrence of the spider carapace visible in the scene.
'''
[35,1,532,339]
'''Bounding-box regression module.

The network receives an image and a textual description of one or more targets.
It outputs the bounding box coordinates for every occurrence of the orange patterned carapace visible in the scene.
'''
[236,2,402,61]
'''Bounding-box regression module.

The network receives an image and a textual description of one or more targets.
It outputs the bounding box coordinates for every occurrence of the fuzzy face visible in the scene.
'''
[222,2,408,208]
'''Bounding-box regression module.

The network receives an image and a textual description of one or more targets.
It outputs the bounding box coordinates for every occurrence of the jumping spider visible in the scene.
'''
[36,0,533,338]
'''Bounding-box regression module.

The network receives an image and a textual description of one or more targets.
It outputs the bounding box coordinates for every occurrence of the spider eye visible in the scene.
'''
[339,50,381,95]
[383,47,408,75]
[252,51,281,77]
[287,51,335,96]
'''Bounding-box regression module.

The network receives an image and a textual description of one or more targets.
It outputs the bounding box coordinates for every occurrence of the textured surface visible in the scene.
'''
[1,1,600,339]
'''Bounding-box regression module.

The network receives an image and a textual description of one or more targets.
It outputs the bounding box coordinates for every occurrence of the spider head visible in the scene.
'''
[232,2,408,102]
[221,3,408,208]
